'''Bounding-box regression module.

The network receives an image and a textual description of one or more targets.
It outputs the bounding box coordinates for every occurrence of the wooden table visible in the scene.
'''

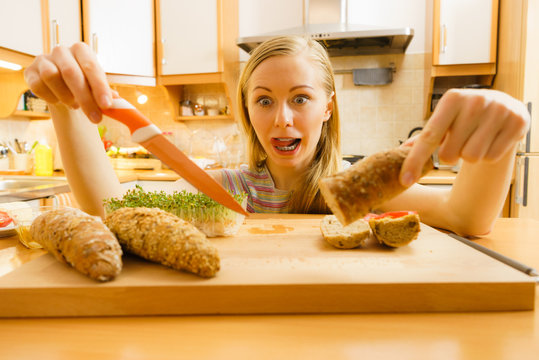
[0,216,537,359]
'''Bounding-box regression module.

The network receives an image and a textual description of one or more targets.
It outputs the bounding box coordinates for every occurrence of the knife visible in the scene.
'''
[102,98,248,216]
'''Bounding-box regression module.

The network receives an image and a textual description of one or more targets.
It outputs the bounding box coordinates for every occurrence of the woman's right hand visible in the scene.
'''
[24,42,113,123]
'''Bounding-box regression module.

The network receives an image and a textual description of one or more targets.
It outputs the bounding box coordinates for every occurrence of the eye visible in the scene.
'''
[292,95,310,105]
[256,97,272,107]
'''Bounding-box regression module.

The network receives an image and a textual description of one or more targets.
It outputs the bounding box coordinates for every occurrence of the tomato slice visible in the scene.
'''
[364,211,417,220]
[0,210,13,228]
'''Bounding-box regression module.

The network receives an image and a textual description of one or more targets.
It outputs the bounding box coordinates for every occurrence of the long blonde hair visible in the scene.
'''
[237,35,342,213]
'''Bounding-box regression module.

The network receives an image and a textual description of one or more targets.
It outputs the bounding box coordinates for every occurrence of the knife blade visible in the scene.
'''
[102,98,248,216]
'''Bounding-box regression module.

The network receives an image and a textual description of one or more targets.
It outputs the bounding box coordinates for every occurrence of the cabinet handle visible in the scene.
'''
[440,24,447,53]
[92,33,99,54]
[51,20,60,47]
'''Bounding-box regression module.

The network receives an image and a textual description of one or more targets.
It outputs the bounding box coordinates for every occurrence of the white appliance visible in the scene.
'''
[514,103,539,220]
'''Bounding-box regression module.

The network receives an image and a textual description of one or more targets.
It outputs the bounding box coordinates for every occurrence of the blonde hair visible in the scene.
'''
[237,35,342,213]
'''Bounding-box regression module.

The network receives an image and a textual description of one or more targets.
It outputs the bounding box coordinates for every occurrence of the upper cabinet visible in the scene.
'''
[47,0,82,50]
[155,0,239,120]
[0,0,44,57]
[432,0,498,76]
[0,0,80,119]
[82,0,155,84]
[238,0,303,61]
[156,0,238,84]
[159,0,218,75]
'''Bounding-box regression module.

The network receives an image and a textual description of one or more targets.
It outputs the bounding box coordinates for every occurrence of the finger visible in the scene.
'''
[23,57,60,104]
[458,103,507,163]
[53,45,103,123]
[485,112,528,161]
[42,47,80,109]
[400,90,461,187]
[437,95,486,164]
[71,43,112,109]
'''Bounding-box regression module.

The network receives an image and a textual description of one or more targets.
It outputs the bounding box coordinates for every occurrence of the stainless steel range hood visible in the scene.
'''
[237,0,414,56]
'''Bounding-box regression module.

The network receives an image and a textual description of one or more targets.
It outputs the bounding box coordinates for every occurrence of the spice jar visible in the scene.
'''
[180,100,194,116]
[194,104,205,116]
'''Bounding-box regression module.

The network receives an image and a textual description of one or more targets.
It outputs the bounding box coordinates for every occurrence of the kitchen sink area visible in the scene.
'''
[0,175,69,202]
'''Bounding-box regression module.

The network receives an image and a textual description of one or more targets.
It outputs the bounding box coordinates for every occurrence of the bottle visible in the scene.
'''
[34,142,53,176]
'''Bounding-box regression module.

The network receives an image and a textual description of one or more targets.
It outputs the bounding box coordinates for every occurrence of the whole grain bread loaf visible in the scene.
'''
[319,147,432,225]
[30,207,123,282]
[105,207,220,278]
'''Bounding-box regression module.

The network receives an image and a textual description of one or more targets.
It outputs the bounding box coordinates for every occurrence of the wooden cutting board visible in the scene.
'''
[0,215,534,317]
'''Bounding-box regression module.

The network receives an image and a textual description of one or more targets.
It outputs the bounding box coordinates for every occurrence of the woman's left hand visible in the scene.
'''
[400,88,530,187]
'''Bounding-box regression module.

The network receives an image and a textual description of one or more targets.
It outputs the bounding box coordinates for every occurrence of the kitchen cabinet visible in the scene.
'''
[0,0,80,120]
[432,0,498,75]
[495,0,539,220]
[0,0,44,57]
[238,0,303,61]
[82,0,155,85]
[156,0,239,121]
[46,0,81,50]
[426,0,499,118]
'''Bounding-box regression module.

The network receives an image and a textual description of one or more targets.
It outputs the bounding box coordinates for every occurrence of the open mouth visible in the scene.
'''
[271,138,301,152]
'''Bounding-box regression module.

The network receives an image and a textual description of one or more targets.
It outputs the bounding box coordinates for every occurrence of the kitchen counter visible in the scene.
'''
[116,168,457,184]
[0,216,537,359]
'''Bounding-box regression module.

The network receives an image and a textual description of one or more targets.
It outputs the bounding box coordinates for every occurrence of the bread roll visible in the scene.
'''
[368,212,421,247]
[105,207,220,278]
[319,147,432,225]
[320,215,371,249]
[30,207,123,282]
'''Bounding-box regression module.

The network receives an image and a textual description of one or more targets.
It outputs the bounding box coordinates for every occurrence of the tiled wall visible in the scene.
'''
[332,52,430,155]
[1,52,431,169]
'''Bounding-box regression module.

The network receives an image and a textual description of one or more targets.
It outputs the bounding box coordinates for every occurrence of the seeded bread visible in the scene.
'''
[368,213,421,247]
[105,207,220,278]
[30,207,123,282]
[321,215,371,249]
[319,147,432,225]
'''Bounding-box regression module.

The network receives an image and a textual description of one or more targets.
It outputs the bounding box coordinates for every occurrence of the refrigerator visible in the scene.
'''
[514,103,539,220]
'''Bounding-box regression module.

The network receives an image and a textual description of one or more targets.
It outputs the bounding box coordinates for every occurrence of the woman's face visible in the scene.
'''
[246,54,333,171]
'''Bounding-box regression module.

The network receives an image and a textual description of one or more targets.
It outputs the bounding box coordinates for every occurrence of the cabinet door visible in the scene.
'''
[0,0,44,56]
[436,0,495,65]
[85,0,154,76]
[238,0,303,61]
[159,0,218,75]
[47,0,81,50]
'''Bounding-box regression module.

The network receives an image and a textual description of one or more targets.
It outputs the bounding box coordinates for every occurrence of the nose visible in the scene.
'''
[274,102,293,128]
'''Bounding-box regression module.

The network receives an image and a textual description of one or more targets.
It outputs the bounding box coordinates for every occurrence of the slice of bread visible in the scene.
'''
[321,215,371,249]
[368,213,421,247]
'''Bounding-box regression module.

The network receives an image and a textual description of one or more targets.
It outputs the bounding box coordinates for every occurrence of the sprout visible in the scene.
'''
[103,185,248,237]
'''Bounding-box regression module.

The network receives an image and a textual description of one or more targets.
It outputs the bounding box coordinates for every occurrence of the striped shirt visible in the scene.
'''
[220,164,290,213]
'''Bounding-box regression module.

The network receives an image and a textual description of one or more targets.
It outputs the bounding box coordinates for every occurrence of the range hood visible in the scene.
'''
[237,0,414,57]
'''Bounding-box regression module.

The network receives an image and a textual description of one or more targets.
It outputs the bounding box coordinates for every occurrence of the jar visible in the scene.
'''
[180,100,194,116]
[0,147,9,170]
[34,143,53,176]
[193,104,205,116]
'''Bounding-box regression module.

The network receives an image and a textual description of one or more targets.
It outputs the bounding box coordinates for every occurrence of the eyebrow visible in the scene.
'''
[252,85,314,92]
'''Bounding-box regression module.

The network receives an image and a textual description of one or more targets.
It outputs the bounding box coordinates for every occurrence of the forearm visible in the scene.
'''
[444,145,516,236]
[50,104,123,217]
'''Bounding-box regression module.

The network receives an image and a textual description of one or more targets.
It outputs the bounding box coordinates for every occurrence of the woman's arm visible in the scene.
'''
[385,89,529,236]
[380,145,516,236]
[24,43,123,217]
[50,104,124,217]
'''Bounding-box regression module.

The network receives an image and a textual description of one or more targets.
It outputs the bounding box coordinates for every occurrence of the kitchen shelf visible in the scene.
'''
[177,115,233,121]
[12,110,51,119]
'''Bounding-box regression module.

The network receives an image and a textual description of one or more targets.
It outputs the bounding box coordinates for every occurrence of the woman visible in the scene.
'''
[24,35,529,236]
